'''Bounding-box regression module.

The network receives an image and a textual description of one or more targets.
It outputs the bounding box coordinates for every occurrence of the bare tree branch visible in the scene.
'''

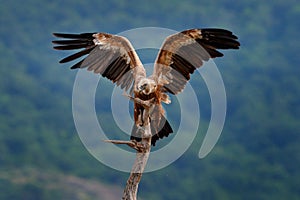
[106,96,154,200]
[122,130,151,200]
[104,136,151,200]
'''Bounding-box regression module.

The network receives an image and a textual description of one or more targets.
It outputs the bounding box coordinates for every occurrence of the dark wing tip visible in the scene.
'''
[201,28,235,36]
[52,32,96,39]
[52,32,61,37]
[52,32,98,70]
[198,28,240,50]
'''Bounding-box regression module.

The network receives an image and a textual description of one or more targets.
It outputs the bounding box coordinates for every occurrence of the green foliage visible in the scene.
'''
[0,0,299,199]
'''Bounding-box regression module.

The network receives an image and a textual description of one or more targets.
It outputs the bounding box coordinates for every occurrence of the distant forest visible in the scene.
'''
[0,0,299,199]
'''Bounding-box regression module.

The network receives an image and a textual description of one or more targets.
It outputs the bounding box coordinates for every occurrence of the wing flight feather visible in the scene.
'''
[153,28,240,95]
[52,32,146,92]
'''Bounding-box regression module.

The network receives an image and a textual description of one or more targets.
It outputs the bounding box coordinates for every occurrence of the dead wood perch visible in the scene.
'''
[105,135,151,200]
[105,96,153,200]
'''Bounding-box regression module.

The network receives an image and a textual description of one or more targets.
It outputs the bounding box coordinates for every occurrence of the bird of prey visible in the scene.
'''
[52,28,240,146]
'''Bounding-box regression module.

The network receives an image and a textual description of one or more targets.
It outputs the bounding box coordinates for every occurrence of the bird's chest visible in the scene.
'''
[133,92,159,126]
[135,92,156,101]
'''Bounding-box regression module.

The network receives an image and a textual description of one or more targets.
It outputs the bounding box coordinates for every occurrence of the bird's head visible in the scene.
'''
[137,78,157,95]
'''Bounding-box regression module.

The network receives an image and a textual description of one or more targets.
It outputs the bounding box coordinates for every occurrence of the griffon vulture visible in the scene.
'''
[52,28,240,146]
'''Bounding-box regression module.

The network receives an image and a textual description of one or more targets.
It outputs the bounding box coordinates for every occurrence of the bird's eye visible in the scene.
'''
[139,83,147,90]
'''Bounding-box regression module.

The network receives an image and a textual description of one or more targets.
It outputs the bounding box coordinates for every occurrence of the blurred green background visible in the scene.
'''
[0,0,299,199]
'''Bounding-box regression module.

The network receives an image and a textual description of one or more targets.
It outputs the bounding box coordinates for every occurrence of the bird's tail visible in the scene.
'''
[130,115,173,146]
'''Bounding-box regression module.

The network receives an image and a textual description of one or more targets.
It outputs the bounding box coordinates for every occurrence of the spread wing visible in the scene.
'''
[153,28,240,95]
[52,32,146,92]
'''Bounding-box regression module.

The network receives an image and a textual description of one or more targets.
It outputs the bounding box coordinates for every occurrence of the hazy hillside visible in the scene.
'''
[0,0,299,199]
[0,168,122,199]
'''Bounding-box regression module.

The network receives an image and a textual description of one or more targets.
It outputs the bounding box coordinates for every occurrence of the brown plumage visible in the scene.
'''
[52,28,240,146]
